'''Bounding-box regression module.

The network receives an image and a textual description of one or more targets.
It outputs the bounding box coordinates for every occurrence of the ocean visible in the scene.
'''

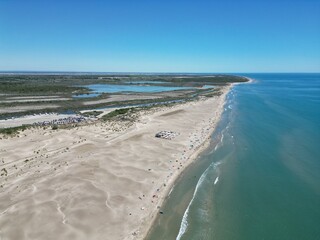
[147,73,320,240]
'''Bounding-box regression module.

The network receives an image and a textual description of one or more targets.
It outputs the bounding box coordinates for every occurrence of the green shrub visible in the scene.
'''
[0,125,29,135]
[52,125,58,130]
[102,108,135,121]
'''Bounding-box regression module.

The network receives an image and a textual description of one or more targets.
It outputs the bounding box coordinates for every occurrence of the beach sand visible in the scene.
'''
[0,86,230,240]
[0,113,84,128]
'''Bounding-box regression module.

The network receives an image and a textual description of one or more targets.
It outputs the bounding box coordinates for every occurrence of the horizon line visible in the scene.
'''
[0,70,319,75]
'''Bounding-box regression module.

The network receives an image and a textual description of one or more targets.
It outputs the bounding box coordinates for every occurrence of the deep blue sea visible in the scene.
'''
[147,73,320,240]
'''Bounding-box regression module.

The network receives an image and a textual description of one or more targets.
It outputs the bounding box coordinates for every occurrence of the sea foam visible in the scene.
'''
[176,162,221,240]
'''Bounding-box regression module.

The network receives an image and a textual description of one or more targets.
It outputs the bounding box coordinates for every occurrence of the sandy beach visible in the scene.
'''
[0,86,231,240]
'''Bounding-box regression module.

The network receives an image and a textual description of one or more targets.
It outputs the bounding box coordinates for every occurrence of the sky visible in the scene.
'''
[0,0,319,73]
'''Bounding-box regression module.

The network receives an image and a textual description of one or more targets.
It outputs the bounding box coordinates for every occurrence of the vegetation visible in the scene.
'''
[0,73,247,120]
[82,111,103,117]
[102,108,136,121]
[52,125,58,130]
[0,74,247,94]
[0,82,84,94]
[0,88,200,119]
[0,125,30,135]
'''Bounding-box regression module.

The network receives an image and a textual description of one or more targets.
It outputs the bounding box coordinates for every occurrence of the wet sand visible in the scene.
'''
[0,86,230,240]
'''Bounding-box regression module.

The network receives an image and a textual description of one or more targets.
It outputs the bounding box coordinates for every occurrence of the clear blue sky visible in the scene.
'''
[0,0,319,72]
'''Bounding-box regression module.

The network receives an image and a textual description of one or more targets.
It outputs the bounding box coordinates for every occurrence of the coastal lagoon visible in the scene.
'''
[73,84,194,98]
[148,73,320,240]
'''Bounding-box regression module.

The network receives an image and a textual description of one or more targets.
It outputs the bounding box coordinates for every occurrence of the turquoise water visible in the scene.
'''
[148,73,320,240]
[125,81,168,84]
[73,83,194,98]
[73,93,100,98]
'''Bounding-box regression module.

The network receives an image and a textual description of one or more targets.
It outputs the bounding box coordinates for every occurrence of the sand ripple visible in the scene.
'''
[0,86,230,240]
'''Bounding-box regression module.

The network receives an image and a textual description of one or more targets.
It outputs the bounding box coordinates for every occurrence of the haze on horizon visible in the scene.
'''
[0,0,319,73]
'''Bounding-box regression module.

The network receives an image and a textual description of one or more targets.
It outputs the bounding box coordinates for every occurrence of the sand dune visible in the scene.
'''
[0,86,230,240]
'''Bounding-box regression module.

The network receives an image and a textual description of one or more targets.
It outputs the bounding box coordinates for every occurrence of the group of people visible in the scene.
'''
[33,116,88,127]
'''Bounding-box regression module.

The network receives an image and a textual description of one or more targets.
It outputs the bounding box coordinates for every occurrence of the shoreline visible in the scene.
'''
[139,84,232,240]
[0,85,233,240]
[234,76,254,85]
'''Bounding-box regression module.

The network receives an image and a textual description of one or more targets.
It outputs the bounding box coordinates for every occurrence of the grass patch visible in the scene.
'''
[0,125,31,135]
[102,108,136,121]
[52,125,58,130]
[82,110,103,117]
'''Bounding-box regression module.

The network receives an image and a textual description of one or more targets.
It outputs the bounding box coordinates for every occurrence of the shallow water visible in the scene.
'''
[125,81,168,84]
[147,73,320,240]
[73,84,193,98]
